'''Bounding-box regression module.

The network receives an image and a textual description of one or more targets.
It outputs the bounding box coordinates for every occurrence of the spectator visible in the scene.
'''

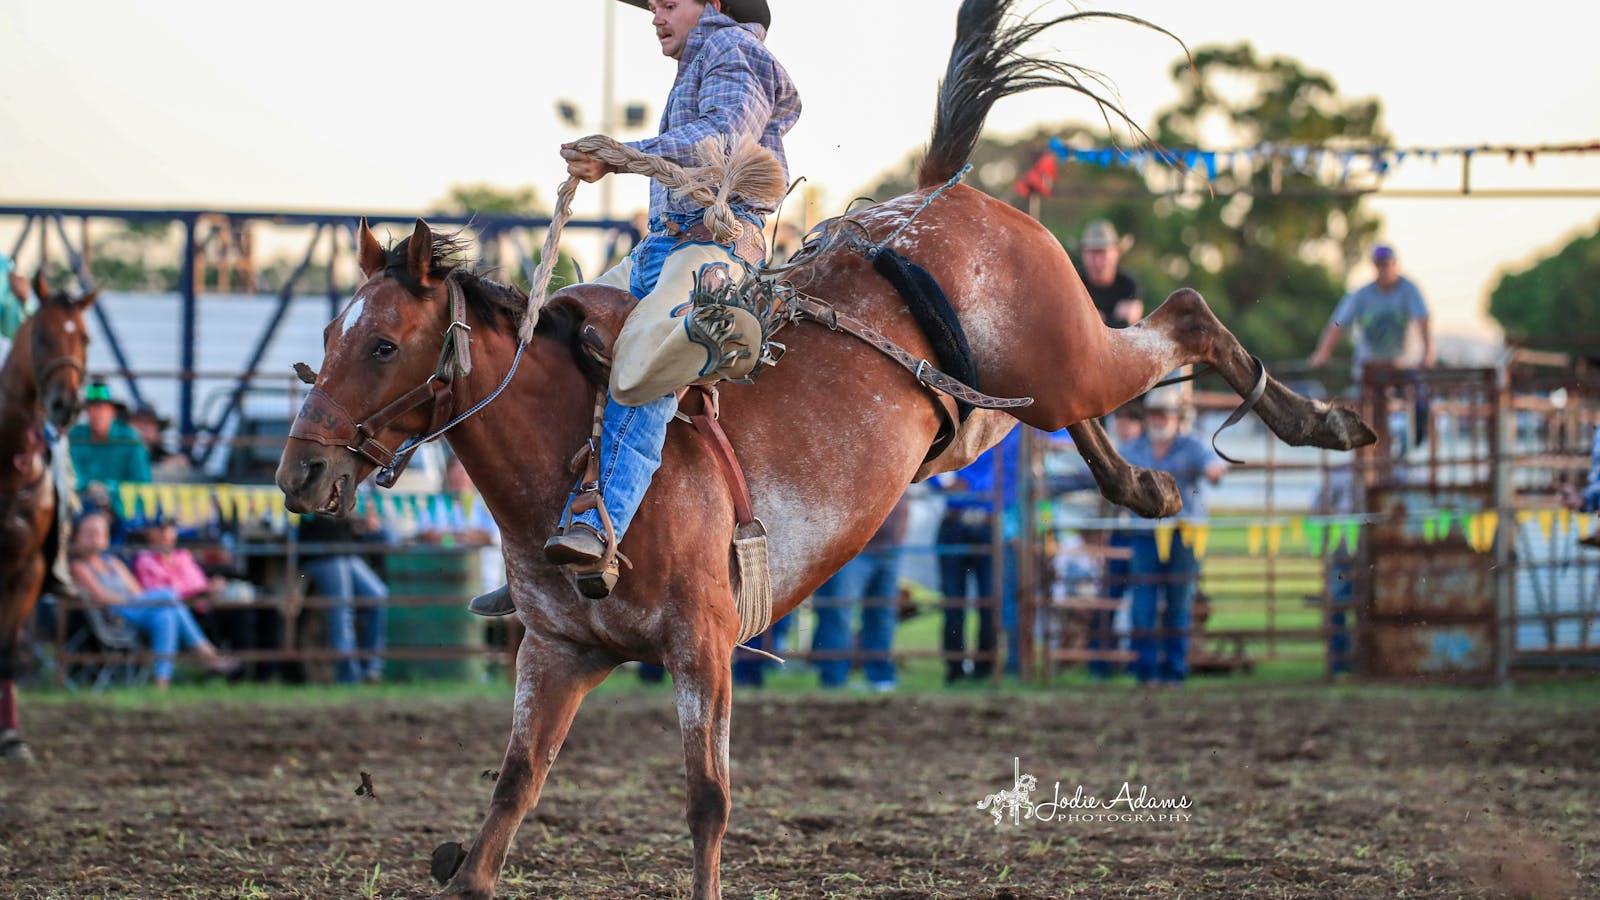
[937,430,1019,683]
[68,510,237,689]
[132,515,223,604]
[127,403,190,475]
[1086,403,1146,678]
[1308,243,1435,378]
[811,493,910,691]
[1562,422,1600,548]
[298,504,390,685]
[1077,219,1142,328]
[1116,387,1227,686]
[0,254,28,360]
[69,379,152,521]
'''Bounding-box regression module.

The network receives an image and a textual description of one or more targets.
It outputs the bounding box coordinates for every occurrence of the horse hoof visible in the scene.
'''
[0,730,35,764]
[430,841,468,885]
[1318,405,1377,451]
[1119,468,1181,519]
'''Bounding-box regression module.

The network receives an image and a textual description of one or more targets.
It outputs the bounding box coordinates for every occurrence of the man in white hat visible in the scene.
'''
[472,0,799,611]
[1078,219,1143,328]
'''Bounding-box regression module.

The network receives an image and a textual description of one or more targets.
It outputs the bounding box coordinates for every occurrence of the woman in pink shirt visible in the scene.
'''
[132,517,222,605]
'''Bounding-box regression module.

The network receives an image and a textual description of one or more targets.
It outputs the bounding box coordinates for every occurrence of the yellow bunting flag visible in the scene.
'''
[119,483,139,517]
[214,484,235,520]
[1189,524,1210,560]
[159,486,179,519]
[1247,525,1263,557]
[1558,508,1572,539]
[1290,516,1306,545]
[1154,524,1175,564]
[1266,524,1282,557]
[1481,512,1499,552]
[1579,514,1595,543]
[1466,514,1484,553]
[1536,510,1554,541]
[138,485,159,519]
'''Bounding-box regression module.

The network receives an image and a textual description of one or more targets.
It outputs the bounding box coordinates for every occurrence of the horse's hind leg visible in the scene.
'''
[1146,288,1375,450]
[440,636,615,900]
[670,635,736,900]
[0,679,30,763]
[1067,420,1181,518]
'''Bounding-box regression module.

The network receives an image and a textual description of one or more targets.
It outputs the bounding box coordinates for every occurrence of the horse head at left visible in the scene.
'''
[277,217,460,517]
[26,273,97,430]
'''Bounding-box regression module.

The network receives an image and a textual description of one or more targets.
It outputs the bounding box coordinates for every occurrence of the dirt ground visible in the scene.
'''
[1,684,1595,899]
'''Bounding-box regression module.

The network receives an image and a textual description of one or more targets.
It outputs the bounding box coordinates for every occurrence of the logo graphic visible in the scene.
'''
[976,758,1193,826]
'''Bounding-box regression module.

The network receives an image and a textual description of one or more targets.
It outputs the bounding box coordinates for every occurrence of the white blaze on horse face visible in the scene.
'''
[62,320,76,334]
[340,297,366,338]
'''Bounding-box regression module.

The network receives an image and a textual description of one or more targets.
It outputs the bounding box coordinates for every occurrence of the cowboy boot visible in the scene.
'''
[544,523,620,600]
[467,584,514,618]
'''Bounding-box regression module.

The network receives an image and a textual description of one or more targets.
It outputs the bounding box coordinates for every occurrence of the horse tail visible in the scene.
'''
[916,0,1183,190]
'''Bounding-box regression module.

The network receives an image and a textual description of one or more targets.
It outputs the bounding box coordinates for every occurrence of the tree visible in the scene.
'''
[1488,223,1600,340]
[854,42,1391,363]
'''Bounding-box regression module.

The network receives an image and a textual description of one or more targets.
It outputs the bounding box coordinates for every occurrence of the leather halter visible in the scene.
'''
[289,276,475,488]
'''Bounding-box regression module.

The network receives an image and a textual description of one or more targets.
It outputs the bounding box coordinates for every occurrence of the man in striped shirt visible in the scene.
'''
[472,0,799,611]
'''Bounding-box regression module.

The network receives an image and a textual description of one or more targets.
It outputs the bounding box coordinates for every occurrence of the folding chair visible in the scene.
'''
[60,604,154,692]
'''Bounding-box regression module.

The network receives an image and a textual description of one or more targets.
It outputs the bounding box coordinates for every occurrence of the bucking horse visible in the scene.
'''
[276,1,1374,896]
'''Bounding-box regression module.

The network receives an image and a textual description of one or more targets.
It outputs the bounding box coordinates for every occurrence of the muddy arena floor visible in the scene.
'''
[1,684,1595,899]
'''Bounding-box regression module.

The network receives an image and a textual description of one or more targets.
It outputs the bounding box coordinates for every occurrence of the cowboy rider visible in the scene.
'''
[471,0,799,613]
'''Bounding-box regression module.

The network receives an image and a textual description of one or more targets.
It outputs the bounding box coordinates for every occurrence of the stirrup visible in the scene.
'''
[571,557,622,599]
[467,583,515,618]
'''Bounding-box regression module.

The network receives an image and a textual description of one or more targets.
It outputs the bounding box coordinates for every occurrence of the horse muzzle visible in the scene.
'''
[275,448,356,517]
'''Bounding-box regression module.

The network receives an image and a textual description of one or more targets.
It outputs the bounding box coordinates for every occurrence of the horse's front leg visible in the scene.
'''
[670,632,736,900]
[440,635,615,900]
[1066,419,1180,518]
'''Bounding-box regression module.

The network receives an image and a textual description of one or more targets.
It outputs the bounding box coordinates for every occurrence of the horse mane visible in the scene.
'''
[383,232,573,345]
[917,0,1179,188]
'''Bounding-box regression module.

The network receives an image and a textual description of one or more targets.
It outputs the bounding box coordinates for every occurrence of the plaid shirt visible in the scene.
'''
[625,8,800,227]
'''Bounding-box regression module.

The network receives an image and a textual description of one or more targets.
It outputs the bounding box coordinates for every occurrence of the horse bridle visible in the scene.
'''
[289,275,477,488]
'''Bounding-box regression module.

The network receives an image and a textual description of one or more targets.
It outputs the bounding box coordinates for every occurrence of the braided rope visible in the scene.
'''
[520,134,785,342]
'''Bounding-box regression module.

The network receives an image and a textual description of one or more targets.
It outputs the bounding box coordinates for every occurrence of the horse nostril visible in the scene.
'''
[302,457,327,490]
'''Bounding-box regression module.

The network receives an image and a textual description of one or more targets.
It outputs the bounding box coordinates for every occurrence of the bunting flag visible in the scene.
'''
[1034,136,1600,196]
[1154,523,1175,564]
[1266,524,1282,557]
[119,483,139,517]
[1247,524,1263,557]
[1189,524,1210,560]
[1537,509,1555,541]
[1290,517,1306,545]
[1305,520,1327,555]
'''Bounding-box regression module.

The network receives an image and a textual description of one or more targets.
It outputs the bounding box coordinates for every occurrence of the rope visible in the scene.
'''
[868,163,972,257]
[520,133,786,342]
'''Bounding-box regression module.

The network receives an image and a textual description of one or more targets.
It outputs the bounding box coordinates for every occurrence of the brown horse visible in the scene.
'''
[276,2,1372,896]
[0,274,96,763]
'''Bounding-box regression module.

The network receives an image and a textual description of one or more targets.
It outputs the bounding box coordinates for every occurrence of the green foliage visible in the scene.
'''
[855,42,1390,362]
[1488,222,1600,340]
[433,183,546,217]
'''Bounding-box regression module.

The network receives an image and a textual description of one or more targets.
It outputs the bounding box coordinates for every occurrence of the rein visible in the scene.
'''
[291,275,526,488]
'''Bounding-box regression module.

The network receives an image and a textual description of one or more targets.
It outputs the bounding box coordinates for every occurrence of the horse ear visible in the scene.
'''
[76,289,100,309]
[32,271,49,301]
[407,217,436,289]
[357,217,386,280]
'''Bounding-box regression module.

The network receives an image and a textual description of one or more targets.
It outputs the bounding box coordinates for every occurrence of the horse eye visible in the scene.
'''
[371,339,398,361]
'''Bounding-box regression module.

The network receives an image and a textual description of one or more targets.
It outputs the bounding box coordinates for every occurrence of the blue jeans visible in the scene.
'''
[812,550,902,688]
[939,514,1018,679]
[569,230,687,544]
[1088,530,1136,679]
[305,556,388,684]
[1126,532,1199,684]
[112,587,209,682]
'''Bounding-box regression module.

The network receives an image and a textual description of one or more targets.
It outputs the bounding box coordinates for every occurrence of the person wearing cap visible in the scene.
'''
[1308,243,1435,377]
[1077,219,1143,329]
[1115,385,1226,686]
[68,509,239,689]
[472,0,799,612]
[68,379,152,521]
[127,402,189,473]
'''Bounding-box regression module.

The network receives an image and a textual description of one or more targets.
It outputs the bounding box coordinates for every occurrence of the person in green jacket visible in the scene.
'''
[0,254,29,360]
[68,379,151,522]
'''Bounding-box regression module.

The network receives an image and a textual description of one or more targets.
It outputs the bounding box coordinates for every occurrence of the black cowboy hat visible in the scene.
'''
[615,0,771,30]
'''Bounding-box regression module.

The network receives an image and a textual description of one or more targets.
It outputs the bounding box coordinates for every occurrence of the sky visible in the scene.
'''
[4,1,1600,346]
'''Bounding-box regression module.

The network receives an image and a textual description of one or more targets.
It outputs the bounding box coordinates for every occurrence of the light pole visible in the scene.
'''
[556,3,649,222]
